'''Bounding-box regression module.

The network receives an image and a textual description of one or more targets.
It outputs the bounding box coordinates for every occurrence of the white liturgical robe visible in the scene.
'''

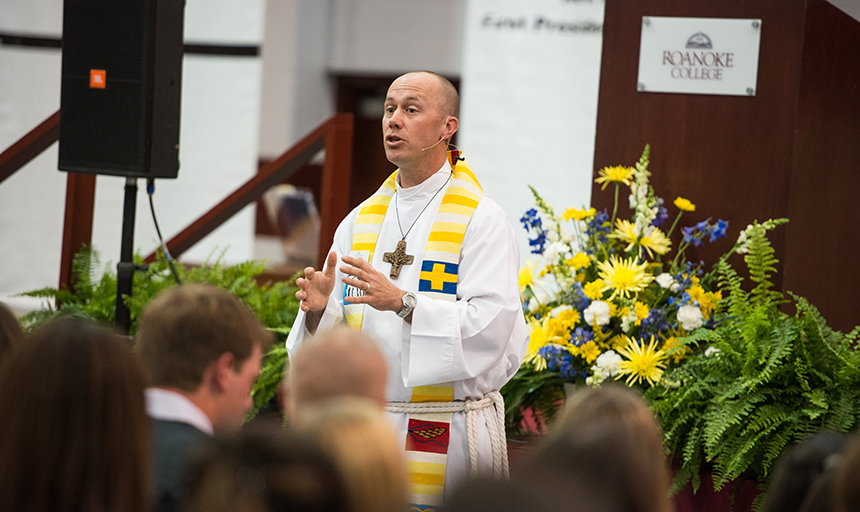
[286,160,529,493]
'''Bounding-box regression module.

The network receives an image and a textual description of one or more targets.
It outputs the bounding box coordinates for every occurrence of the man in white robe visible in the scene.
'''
[286,71,528,503]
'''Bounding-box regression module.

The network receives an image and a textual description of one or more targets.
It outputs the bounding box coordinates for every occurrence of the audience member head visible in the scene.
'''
[0,301,24,360]
[766,430,849,512]
[294,398,407,512]
[0,317,150,512]
[136,284,273,433]
[520,385,673,512]
[282,326,388,420]
[832,434,860,512]
[185,424,349,512]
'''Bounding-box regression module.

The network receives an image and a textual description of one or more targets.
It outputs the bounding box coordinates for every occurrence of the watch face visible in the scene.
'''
[400,292,417,317]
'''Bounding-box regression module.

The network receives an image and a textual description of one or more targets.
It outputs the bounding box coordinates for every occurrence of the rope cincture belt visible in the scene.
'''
[387,390,510,479]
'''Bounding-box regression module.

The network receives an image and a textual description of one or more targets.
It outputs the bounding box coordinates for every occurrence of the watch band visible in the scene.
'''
[398,291,417,318]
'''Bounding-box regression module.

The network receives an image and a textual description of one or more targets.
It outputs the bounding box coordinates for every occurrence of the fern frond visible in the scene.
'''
[745,223,783,307]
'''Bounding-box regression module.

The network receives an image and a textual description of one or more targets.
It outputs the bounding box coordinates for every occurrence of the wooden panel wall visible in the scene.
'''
[592,0,860,332]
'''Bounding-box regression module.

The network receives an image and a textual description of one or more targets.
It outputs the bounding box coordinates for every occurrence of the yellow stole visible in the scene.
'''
[345,150,483,510]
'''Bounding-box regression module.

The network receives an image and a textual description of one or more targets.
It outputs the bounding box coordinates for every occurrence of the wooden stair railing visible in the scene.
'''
[143,113,354,270]
[0,110,97,293]
[0,110,353,292]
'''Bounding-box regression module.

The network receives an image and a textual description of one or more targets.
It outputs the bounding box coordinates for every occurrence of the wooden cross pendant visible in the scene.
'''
[382,239,415,279]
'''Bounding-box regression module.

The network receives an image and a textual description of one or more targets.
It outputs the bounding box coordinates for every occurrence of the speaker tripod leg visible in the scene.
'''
[116,177,138,334]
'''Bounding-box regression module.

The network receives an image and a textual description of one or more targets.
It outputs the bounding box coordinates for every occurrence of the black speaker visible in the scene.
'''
[58,0,184,179]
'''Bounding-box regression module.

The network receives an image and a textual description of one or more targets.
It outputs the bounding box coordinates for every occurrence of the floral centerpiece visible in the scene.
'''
[503,145,733,431]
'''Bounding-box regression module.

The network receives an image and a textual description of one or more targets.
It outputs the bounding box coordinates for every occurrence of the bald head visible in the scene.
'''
[283,327,388,420]
[396,71,459,119]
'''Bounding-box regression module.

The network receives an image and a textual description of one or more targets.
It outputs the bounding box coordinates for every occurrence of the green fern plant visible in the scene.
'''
[18,246,301,419]
[645,221,860,507]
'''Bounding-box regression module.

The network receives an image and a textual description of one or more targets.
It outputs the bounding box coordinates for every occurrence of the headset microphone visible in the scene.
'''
[421,135,446,151]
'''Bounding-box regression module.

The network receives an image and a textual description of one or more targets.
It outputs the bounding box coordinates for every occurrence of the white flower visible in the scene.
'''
[546,229,560,243]
[584,300,611,327]
[670,282,681,293]
[561,230,576,243]
[543,241,569,263]
[677,304,704,330]
[590,349,623,381]
[621,310,638,333]
[704,346,721,357]
[655,273,675,289]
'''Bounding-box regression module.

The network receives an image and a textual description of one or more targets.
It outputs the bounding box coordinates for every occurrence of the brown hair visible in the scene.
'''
[522,385,674,512]
[136,284,272,390]
[0,301,24,359]
[0,317,150,512]
[833,435,860,512]
[185,423,349,512]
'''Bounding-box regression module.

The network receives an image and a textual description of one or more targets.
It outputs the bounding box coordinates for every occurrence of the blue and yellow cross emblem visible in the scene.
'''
[418,261,458,295]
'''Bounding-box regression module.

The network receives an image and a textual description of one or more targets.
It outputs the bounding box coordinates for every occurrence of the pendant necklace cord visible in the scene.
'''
[394,171,452,241]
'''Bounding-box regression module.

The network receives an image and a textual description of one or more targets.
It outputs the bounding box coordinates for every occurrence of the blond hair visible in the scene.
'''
[295,398,407,512]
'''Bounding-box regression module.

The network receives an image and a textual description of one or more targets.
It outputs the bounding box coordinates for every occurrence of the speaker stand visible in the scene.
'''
[115,177,146,334]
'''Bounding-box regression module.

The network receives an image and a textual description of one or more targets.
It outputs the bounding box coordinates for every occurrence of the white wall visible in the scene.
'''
[0,0,265,308]
[329,0,466,76]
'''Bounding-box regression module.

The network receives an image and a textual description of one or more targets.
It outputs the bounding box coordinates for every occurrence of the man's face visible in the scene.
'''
[215,344,262,433]
[382,73,447,169]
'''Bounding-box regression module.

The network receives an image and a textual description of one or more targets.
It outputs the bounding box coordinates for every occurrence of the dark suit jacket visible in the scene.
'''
[151,418,212,512]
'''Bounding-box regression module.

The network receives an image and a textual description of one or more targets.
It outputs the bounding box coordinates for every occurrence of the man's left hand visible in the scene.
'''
[340,255,405,313]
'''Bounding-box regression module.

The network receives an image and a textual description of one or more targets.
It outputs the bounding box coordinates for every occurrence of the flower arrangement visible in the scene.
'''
[504,145,735,431]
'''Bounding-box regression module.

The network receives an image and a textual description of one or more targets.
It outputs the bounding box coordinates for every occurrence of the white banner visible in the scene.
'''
[459,0,605,255]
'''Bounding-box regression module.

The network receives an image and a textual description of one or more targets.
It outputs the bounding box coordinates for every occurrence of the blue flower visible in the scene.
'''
[710,219,728,242]
[570,327,594,347]
[528,231,547,254]
[652,205,669,228]
[639,307,670,340]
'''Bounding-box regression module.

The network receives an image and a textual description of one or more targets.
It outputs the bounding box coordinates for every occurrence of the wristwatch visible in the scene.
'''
[397,291,418,319]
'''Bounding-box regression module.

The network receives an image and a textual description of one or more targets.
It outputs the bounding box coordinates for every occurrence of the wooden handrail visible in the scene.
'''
[0,110,60,185]
[0,109,98,292]
[144,113,354,268]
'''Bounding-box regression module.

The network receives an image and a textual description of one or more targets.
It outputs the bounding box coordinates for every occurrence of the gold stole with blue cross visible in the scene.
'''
[344,149,483,511]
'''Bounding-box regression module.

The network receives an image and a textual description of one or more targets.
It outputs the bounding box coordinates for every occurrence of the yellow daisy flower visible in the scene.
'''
[566,252,592,270]
[518,260,535,292]
[688,284,706,303]
[634,302,649,324]
[617,336,668,387]
[607,302,619,317]
[524,317,557,369]
[557,308,581,329]
[611,219,638,248]
[674,197,696,212]
[583,280,606,300]
[595,166,635,190]
[578,341,601,363]
[699,290,723,320]
[596,256,655,300]
[663,336,692,363]
[563,206,596,222]
[639,228,671,258]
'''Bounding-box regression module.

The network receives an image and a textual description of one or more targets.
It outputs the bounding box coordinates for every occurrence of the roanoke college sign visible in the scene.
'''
[636,17,762,96]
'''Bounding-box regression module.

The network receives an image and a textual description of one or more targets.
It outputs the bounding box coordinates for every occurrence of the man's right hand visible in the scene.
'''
[295,251,338,313]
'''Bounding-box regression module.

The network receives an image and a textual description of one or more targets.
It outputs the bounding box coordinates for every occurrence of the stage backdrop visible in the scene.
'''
[458,0,605,254]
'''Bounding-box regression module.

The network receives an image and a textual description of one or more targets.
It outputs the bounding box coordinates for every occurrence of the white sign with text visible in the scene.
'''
[637,17,762,96]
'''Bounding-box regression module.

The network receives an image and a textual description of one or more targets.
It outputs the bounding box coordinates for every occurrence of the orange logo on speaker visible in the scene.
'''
[90,69,106,89]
